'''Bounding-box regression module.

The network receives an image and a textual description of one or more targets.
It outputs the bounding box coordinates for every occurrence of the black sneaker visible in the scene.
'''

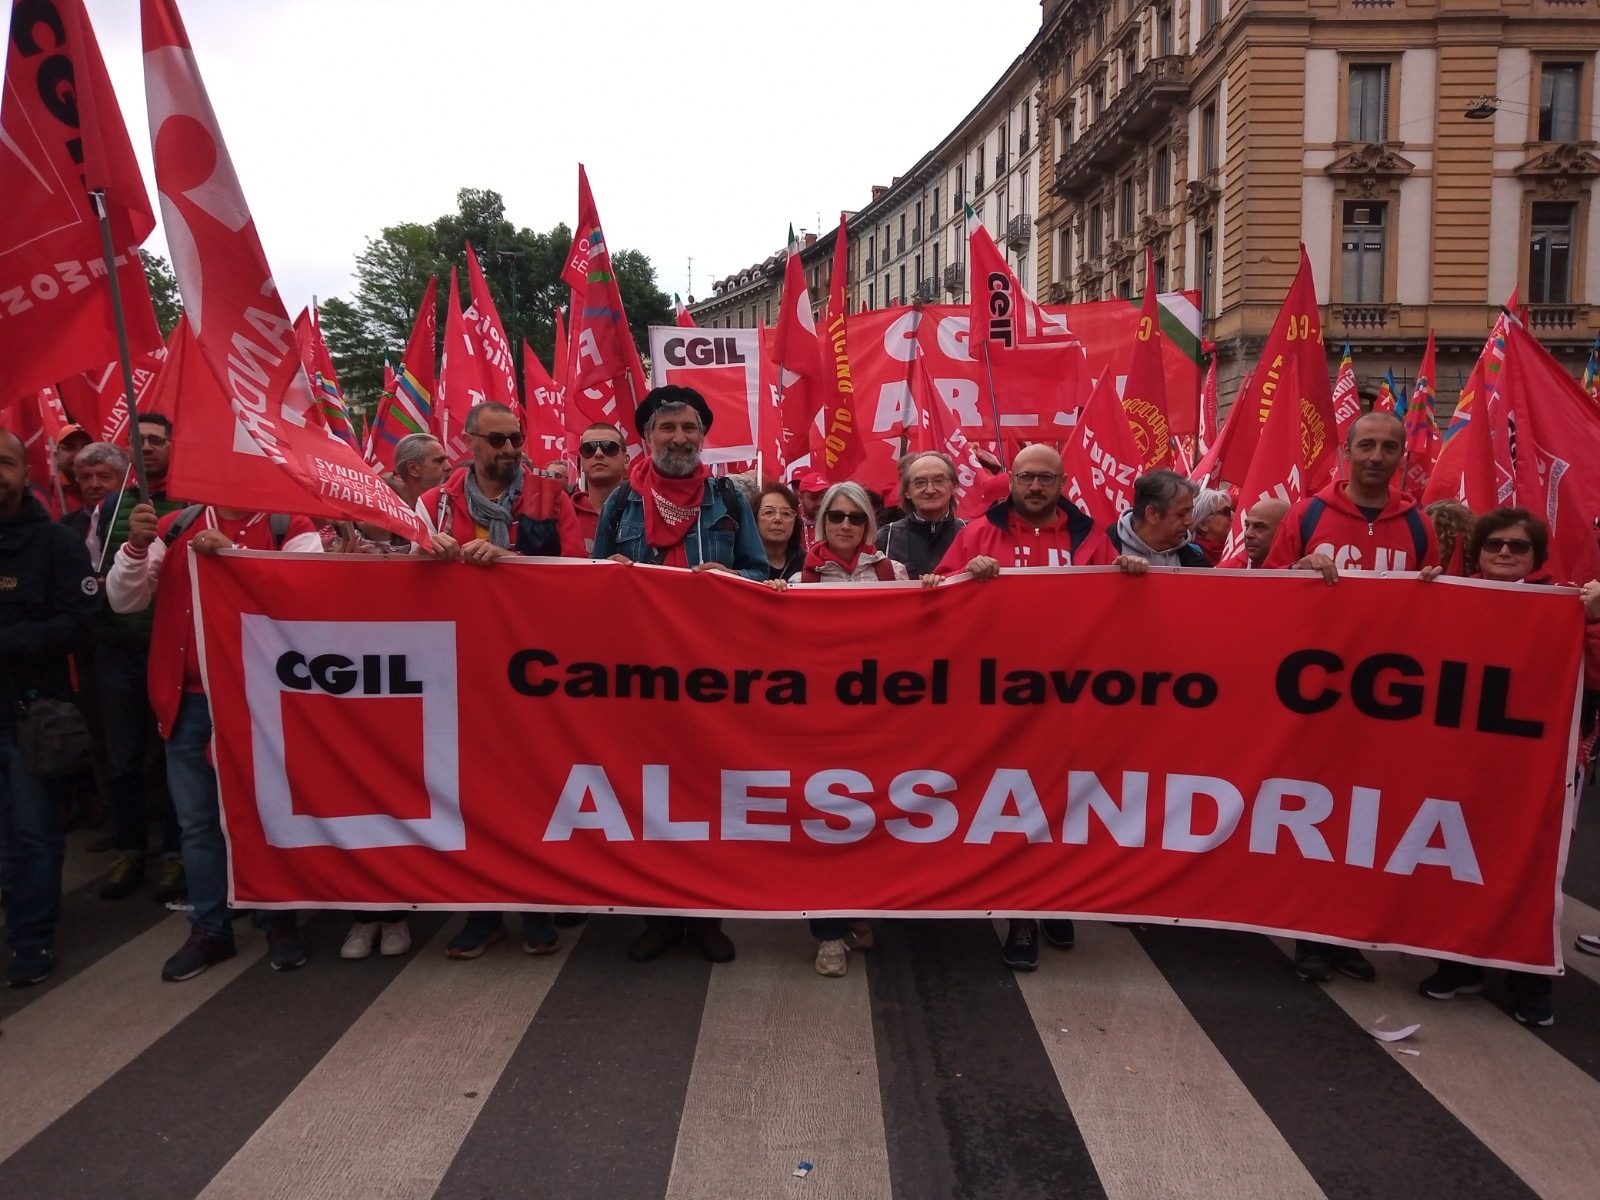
[99,854,144,900]
[1514,995,1554,1027]
[151,859,187,904]
[266,921,308,971]
[1331,947,1377,981]
[1041,919,1076,949]
[162,927,237,981]
[1418,963,1484,1000]
[552,913,588,928]
[1293,941,1334,982]
[1002,919,1039,972]
[5,947,53,988]
[447,915,507,959]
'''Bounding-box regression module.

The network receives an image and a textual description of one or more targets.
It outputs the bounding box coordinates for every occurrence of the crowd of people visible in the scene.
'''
[4,384,1599,1029]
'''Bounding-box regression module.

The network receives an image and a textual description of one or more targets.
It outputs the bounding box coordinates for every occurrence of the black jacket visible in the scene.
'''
[877,512,967,577]
[0,493,100,728]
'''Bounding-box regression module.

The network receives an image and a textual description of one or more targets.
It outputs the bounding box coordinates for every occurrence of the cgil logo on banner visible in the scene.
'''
[240,616,464,850]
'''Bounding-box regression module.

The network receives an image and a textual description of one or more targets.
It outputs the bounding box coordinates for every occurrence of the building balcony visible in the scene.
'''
[864,256,874,272]
[1331,303,1399,330]
[896,236,906,255]
[1527,303,1588,331]
[913,278,940,304]
[943,262,965,293]
[1046,281,1071,303]
[913,225,922,244]
[1006,214,1033,250]
[930,213,940,235]
[1051,56,1191,198]
[974,170,985,192]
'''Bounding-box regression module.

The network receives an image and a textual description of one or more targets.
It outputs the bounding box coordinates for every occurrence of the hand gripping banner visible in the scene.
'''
[193,558,1584,972]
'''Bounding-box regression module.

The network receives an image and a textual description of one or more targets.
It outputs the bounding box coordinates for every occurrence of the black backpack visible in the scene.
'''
[1298,497,1427,561]
[163,505,292,549]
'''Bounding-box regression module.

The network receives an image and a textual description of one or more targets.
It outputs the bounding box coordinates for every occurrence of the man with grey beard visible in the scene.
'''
[592,385,766,582]
[592,385,765,967]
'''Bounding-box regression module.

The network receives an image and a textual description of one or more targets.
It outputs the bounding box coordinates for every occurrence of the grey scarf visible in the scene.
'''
[463,468,524,549]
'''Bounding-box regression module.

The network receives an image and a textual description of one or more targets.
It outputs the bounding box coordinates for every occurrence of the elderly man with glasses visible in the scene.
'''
[876,450,967,576]
[420,402,582,566]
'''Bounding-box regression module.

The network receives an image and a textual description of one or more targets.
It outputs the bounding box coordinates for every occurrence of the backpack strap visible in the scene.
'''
[605,479,635,549]
[1297,496,1327,551]
[1403,507,1427,564]
[872,558,898,582]
[161,504,207,546]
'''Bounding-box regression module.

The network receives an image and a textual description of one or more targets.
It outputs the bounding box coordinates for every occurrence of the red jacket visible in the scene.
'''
[936,498,1116,573]
[422,467,583,558]
[1264,482,1440,573]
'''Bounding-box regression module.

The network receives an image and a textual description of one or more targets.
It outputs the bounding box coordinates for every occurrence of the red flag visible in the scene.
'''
[770,237,825,470]
[0,388,71,514]
[436,265,489,461]
[1120,250,1172,472]
[1063,369,1140,529]
[1330,345,1361,447]
[1423,307,1512,511]
[966,209,1072,351]
[392,275,437,442]
[1495,320,1600,584]
[1223,352,1336,563]
[1401,332,1440,500]
[817,215,866,480]
[1,0,162,402]
[1204,246,1334,489]
[293,308,357,447]
[553,307,571,393]
[564,166,645,404]
[1197,354,1219,460]
[141,0,425,541]
[57,346,169,444]
[522,338,570,465]
[463,243,520,413]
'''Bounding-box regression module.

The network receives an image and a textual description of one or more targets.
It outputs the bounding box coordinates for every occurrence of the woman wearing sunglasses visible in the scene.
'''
[1417,507,1593,1027]
[775,482,907,976]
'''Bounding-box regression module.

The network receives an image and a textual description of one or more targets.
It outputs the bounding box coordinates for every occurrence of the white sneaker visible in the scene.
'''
[815,938,848,977]
[845,920,874,951]
[1575,932,1600,957]
[341,921,380,960]
[379,920,412,957]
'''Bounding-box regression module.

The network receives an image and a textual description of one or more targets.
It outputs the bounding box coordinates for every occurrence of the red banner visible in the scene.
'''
[195,558,1582,972]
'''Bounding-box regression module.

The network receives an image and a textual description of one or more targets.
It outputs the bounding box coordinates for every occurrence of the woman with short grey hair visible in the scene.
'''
[1190,487,1234,566]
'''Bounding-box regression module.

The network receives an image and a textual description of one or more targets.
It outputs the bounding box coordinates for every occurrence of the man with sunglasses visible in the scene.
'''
[92,413,190,903]
[1264,410,1439,986]
[421,403,582,566]
[571,422,628,554]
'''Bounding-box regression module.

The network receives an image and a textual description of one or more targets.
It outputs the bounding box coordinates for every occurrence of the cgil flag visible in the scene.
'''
[1119,249,1172,472]
[1,0,162,403]
[141,0,427,541]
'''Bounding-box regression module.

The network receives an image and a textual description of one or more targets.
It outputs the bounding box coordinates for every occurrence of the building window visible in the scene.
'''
[1203,0,1221,31]
[1120,178,1135,236]
[1157,6,1174,57]
[1347,64,1389,144]
[1540,63,1582,142]
[1154,256,1168,294]
[1094,11,1106,49]
[899,265,907,304]
[1202,103,1219,173]
[1092,77,1106,121]
[1090,205,1104,256]
[932,242,940,282]
[1153,144,1171,208]
[1529,202,1575,303]
[1340,201,1387,303]
[932,186,940,222]
[884,274,890,305]
[1118,277,1132,299]
[867,282,875,310]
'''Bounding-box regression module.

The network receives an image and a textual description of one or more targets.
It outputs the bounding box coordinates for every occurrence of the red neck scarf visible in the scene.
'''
[805,539,861,575]
[631,455,710,566]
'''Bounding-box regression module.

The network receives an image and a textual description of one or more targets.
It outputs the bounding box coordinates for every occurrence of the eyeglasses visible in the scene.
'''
[580,439,622,458]
[824,510,868,527]
[1216,507,1234,518]
[908,476,954,491]
[1482,537,1533,554]
[138,434,170,448]
[1011,471,1061,486]
[470,430,525,449]
[757,507,796,520]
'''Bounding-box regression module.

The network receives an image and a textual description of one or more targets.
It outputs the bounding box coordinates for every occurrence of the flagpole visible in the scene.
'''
[979,342,1007,467]
[91,191,151,503]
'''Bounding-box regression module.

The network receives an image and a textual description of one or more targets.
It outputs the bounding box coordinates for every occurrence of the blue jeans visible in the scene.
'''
[97,642,178,857]
[0,727,65,953]
[165,693,230,938]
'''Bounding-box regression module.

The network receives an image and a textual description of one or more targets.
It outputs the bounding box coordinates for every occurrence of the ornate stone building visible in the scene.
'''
[1033,0,1600,403]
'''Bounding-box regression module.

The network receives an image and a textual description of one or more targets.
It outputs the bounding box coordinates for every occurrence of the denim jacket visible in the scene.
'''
[592,479,769,582]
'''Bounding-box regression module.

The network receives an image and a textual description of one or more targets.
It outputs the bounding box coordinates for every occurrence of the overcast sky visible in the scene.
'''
[65,0,1040,312]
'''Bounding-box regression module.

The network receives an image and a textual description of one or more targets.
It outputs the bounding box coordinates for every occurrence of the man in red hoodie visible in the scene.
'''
[931,444,1119,581]
[928,442,1140,972]
[1264,412,1440,579]
[1262,411,1440,984]
[108,501,323,981]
